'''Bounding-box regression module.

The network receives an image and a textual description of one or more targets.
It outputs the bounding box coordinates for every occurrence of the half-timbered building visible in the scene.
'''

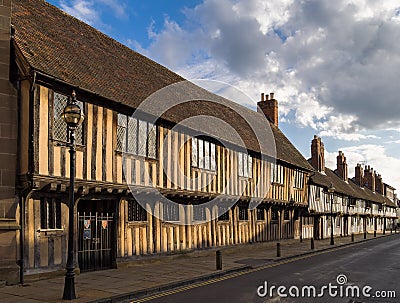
[0,0,317,283]
[306,136,397,240]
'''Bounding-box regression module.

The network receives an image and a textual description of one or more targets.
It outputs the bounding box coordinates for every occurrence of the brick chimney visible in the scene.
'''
[355,164,364,186]
[0,0,19,285]
[363,166,376,192]
[310,135,325,172]
[336,151,348,182]
[375,172,383,194]
[257,92,278,127]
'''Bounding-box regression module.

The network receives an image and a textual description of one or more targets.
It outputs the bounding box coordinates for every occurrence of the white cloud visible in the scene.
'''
[325,144,400,189]
[59,0,127,28]
[98,0,127,19]
[60,0,100,25]
[140,0,400,141]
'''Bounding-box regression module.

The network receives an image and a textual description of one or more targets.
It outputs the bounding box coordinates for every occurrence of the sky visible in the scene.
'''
[47,0,400,190]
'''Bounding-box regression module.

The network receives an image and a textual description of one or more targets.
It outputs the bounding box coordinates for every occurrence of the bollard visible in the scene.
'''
[364,231,367,239]
[311,238,315,250]
[374,230,376,237]
[391,228,393,234]
[300,235,303,243]
[216,250,222,270]
[276,242,281,257]
[351,233,354,242]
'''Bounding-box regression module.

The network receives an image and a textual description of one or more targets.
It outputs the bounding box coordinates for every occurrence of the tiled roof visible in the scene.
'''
[11,0,313,171]
[310,167,397,207]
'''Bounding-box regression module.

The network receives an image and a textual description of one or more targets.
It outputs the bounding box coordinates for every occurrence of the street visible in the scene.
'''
[133,235,400,303]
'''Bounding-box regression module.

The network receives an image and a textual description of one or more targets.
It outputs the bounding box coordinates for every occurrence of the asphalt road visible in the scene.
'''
[134,235,400,303]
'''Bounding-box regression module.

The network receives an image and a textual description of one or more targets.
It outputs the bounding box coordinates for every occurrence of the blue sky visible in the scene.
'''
[47,0,400,190]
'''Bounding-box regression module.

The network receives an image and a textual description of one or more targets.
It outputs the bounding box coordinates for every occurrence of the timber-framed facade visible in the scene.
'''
[304,136,397,240]
[3,0,313,281]
[0,0,397,285]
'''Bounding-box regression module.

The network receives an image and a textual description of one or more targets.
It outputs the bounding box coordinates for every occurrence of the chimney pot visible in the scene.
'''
[257,92,278,127]
[270,92,274,99]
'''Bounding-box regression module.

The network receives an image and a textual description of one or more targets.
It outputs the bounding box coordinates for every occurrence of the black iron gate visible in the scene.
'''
[78,212,114,272]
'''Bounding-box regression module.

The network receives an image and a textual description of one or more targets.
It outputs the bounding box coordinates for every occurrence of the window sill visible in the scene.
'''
[127,221,148,227]
[192,167,217,175]
[115,150,157,162]
[37,229,64,236]
[51,139,85,151]
[238,176,253,180]
[191,220,207,225]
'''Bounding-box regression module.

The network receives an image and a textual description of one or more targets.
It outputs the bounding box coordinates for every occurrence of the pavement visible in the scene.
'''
[0,231,396,303]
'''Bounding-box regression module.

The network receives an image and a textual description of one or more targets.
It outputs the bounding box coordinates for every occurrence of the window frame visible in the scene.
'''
[293,169,304,189]
[162,202,180,222]
[238,205,248,221]
[283,210,290,221]
[271,162,285,184]
[116,113,157,159]
[193,206,207,222]
[256,207,265,221]
[217,206,230,221]
[52,92,84,145]
[40,197,62,230]
[238,152,253,178]
[191,137,216,172]
[127,200,148,222]
[271,209,279,221]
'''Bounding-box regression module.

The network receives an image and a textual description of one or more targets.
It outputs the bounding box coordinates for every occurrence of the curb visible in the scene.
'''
[89,233,397,303]
[89,264,252,303]
[268,233,397,266]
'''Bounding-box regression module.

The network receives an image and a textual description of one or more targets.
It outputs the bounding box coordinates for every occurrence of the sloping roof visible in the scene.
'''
[11,0,313,171]
[310,167,397,207]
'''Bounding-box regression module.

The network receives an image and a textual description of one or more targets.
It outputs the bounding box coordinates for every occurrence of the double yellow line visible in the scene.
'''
[131,240,369,303]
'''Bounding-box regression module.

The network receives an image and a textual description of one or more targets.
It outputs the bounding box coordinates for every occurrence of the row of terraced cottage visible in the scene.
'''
[0,0,398,284]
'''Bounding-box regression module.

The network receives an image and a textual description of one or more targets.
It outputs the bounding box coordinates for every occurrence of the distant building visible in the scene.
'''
[306,136,397,240]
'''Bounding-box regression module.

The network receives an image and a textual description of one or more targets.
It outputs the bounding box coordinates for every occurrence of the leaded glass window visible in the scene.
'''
[116,113,157,159]
[238,205,248,221]
[218,206,229,221]
[191,137,216,171]
[293,169,304,188]
[40,198,61,229]
[128,200,147,221]
[53,92,84,145]
[238,152,252,177]
[163,203,179,222]
[271,162,284,184]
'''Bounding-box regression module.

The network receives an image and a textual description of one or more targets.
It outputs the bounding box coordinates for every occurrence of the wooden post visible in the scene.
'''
[216,250,222,270]
[276,242,281,257]
[311,238,315,250]
[146,203,153,254]
[154,201,161,253]
[179,204,186,250]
